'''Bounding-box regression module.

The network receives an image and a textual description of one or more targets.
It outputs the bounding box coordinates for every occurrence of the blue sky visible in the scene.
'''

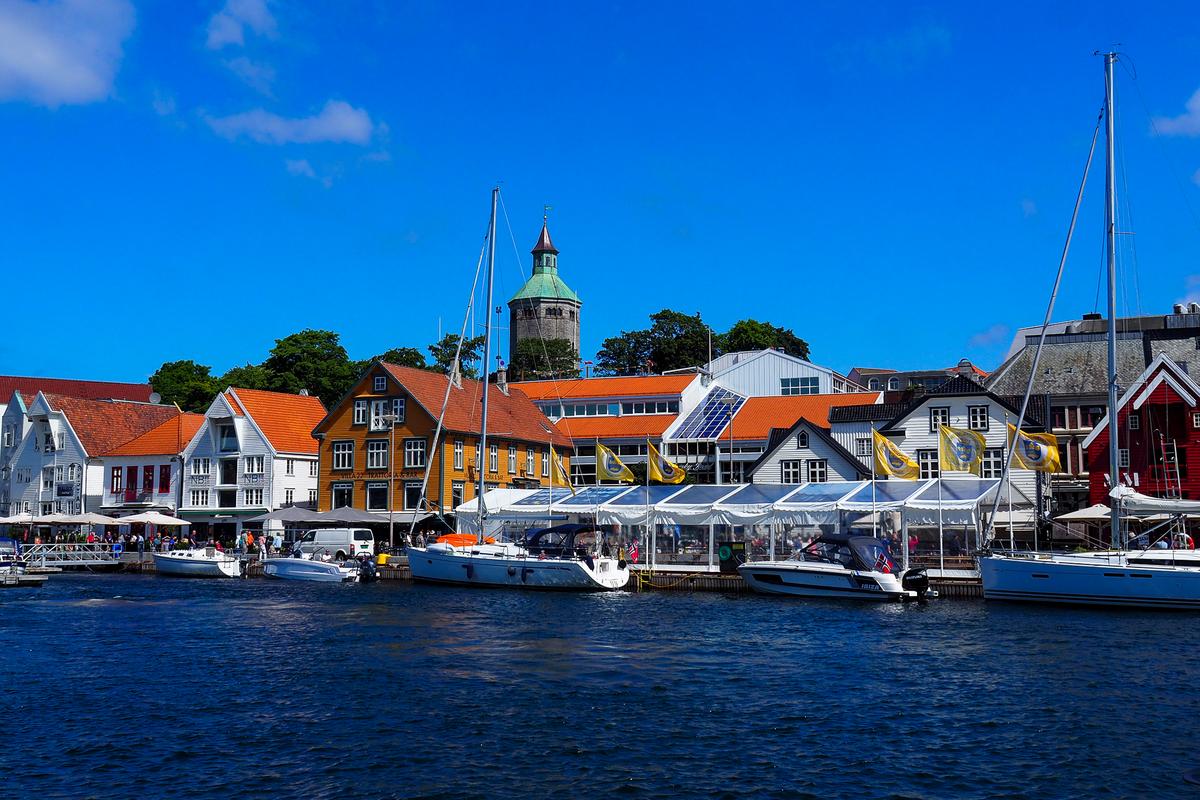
[4,1,1200,382]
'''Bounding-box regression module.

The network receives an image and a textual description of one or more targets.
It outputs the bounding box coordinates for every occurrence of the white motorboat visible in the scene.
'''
[263,555,358,583]
[738,534,929,602]
[408,525,629,591]
[153,547,241,578]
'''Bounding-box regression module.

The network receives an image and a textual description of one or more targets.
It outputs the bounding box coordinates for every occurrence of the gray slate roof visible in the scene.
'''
[986,339,1145,396]
[829,402,908,423]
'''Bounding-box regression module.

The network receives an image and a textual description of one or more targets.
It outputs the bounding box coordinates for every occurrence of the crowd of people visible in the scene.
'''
[7,527,290,560]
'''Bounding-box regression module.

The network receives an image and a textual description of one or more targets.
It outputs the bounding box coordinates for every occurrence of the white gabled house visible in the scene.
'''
[748,417,872,484]
[707,348,866,396]
[178,388,326,540]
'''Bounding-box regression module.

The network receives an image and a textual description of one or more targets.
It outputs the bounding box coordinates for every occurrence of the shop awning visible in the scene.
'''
[596,485,689,525]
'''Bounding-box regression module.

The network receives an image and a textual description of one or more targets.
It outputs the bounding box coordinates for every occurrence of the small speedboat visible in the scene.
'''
[153,547,241,578]
[263,554,358,583]
[738,534,929,602]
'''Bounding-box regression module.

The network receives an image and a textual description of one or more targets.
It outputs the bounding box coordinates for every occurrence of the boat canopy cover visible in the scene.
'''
[1112,486,1200,515]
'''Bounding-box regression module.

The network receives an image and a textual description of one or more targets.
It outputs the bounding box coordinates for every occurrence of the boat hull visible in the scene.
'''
[738,561,911,601]
[153,549,241,578]
[406,545,628,591]
[263,558,355,582]
[980,554,1200,610]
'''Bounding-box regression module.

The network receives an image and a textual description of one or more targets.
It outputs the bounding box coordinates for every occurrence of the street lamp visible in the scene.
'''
[383,413,399,551]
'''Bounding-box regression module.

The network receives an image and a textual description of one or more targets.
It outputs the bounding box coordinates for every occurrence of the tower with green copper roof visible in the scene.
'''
[507,217,582,362]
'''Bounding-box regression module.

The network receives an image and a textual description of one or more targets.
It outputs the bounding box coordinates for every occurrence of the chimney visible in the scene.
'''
[496,365,509,395]
[1189,302,1200,314]
[1174,303,1186,314]
[299,389,309,396]
[956,358,974,378]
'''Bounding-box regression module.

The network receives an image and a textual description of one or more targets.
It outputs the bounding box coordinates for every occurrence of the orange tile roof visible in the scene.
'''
[512,374,696,401]
[41,394,182,456]
[222,390,246,416]
[231,388,326,454]
[721,393,880,440]
[0,376,152,403]
[107,414,205,456]
[553,414,676,440]
[365,364,572,448]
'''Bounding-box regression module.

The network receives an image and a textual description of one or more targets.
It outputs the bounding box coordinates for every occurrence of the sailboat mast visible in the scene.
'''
[1104,52,1121,549]
[478,187,499,540]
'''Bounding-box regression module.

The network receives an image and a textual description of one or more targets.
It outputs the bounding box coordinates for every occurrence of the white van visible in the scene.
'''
[293,528,375,560]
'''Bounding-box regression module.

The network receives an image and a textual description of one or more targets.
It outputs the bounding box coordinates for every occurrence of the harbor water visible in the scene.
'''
[2,575,1198,799]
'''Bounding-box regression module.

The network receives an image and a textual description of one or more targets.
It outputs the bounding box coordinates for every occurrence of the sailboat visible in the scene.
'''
[404,189,630,591]
[980,53,1200,609]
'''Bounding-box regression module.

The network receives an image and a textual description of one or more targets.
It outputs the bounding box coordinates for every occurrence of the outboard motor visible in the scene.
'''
[357,555,378,583]
[900,567,930,602]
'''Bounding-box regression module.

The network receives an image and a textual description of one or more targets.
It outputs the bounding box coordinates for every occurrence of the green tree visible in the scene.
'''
[262,329,356,407]
[428,334,486,379]
[595,329,653,376]
[509,338,579,381]
[646,310,712,373]
[149,360,219,412]
[219,363,272,391]
[373,347,428,370]
[721,318,810,360]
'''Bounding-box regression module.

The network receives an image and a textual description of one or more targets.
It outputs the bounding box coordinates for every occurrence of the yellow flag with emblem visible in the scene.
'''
[596,442,635,483]
[1007,423,1061,472]
[873,430,920,480]
[647,440,686,484]
[939,425,986,475]
[550,446,575,495]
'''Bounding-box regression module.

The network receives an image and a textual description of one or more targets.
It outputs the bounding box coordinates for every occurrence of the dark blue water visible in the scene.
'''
[2,575,1197,799]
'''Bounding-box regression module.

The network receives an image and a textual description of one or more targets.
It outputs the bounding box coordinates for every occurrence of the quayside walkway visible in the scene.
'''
[19,544,120,570]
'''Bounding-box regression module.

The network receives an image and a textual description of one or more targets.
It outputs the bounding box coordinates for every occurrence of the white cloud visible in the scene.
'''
[829,21,952,73]
[206,99,377,145]
[1179,275,1200,306]
[223,55,274,94]
[285,158,314,178]
[0,0,135,107]
[151,88,176,116]
[1153,89,1200,137]
[206,0,275,50]
[969,323,1009,349]
[1021,198,1037,217]
[1193,168,1200,187]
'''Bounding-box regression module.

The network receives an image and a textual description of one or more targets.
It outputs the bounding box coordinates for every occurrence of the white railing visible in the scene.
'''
[19,543,120,567]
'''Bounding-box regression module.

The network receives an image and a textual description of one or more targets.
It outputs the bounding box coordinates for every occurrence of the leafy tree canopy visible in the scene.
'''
[149,360,218,413]
[509,338,579,382]
[219,363,273,391]
[428,334,486,379]
[374,347,428,370]
[595,329,653,376]
[262,329,356,408]
[721,318,810,360]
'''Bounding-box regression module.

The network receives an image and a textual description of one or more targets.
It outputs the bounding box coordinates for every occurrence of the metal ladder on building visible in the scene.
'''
[1158,434,1189,547]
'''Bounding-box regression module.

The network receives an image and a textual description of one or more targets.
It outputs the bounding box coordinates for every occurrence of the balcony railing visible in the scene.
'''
[122,490,153,504]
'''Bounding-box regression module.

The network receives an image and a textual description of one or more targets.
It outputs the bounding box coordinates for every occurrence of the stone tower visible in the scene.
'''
[507,218,582,362]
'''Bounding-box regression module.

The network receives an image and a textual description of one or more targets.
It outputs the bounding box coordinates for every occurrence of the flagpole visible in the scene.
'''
[645,439,651,571]
[870,423,877,540]
[938,427,945,576]
[1005,413,1014,551]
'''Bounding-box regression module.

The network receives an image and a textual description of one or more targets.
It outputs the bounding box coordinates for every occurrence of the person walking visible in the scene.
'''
[136,533,145,562]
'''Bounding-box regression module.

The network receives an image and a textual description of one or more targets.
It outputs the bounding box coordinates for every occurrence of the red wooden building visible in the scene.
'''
[1083,356,1200,505]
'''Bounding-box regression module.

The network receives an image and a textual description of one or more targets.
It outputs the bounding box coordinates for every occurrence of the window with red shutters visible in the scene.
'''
[159,465,171,493]
[126,466,138,502]
[143,465,155,495]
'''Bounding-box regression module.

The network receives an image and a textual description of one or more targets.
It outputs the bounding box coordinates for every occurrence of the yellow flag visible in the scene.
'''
[1007,424,1061,472]
[939,425,986,475]
[596,442,635,483]
[873,430,920,480]
[550,446,575,495]
[647,440,686,484]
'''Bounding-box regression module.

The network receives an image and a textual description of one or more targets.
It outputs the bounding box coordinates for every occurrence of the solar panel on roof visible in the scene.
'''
[670,387,745,440]
[510,488,574,506]
[555,486,634,506]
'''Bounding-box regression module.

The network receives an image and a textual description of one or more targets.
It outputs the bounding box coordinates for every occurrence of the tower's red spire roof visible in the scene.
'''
[531,220,558,255]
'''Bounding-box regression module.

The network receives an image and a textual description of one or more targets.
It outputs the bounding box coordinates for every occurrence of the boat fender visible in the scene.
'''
[507,566,516,576]
[464,564,474,580]
[522,567,533,583]
[618,559,627,570]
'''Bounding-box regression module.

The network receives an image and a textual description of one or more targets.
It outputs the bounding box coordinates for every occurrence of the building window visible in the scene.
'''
[526,449,535,476]
[218,425,237,451]
[917,449,939,479]
[332,483,353,508]
[454,440,464,470]
[781,377,820,396]
[508,445,517,473]
[887,378,900,390]
[374,376,387,392]
[158,465,171,493]
[353,399,368,425]
[42,467,53,490]
[285,459,295,475]
[855,438,871,458]
[244,488,264,506]
[369,399,390,431]
[191,458,210,476]
[110,467,123,493]
[332,441,354,470]
[781,460,802,483]
[57,431,65,450]
[366,482,388,511]
[366,440,389,470]
[489,444,498,473]
[404,438,427,468]
[542,450,549,477]
[981,448,1004,479]
[1118,449,1130,468]
[284,488,294,505]
[190,489,209,507]
[403,482,422,510]
[244,455,264,474]
[309,461,318,477]
[968,406,989,431]
[806,459,828,483]
[1051,406,1068,429]
[796,431,809,449]
[308,489,318,504]
[1,425,10,447]
[1193,412,1200,429]
[392,398,406,423]
[1084,406,1106,427]
[929,407,950,432]
[451,482,464,509]
[1128,413,1140,431]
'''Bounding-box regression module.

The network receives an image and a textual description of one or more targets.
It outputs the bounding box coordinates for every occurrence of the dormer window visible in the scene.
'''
[218,424,238,452]
[374,376,387,393]
[797,431,809,448]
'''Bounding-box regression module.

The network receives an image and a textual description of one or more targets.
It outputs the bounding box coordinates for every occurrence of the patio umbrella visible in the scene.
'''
[315,506,384,524]
[243,506,323,524]
[1054,504,1113,523]
[121,511,190,526]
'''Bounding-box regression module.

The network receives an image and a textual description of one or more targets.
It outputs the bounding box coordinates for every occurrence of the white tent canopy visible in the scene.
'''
[1055,503,1113,523]
[120,511,190,526]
